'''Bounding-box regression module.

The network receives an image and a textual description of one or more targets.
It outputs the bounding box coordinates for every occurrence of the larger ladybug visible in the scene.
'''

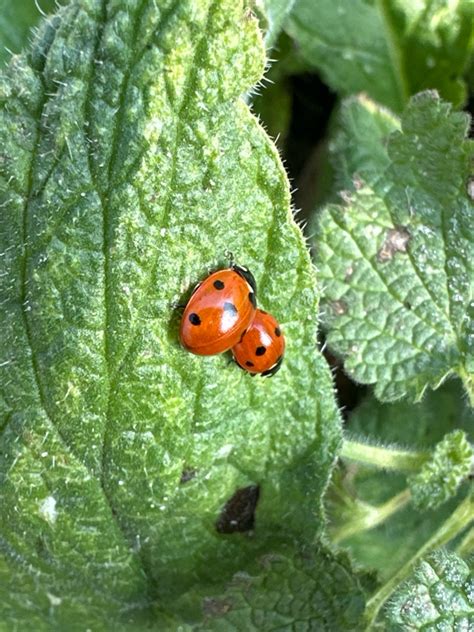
[232,309,285,376]
[180,265,257,355]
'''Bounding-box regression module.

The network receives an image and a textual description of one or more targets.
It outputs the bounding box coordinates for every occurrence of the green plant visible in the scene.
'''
[0,0,472,629]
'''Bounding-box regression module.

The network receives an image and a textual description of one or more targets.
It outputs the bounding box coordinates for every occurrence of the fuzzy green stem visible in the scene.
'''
[365,494,474,628]
[458,368,474,408]
[341,439,429,472]
[332,489,411,543]
[456,526,474,558]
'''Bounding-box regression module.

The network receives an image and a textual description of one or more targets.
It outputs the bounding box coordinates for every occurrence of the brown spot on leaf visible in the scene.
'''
[467,178,474,200]
[203,597,233,618]
[377,226,411,263]
[331,299,348,316]
[215,485,260,534]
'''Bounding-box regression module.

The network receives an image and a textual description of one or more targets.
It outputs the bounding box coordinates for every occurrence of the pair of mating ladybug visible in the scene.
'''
[179,264,285,376]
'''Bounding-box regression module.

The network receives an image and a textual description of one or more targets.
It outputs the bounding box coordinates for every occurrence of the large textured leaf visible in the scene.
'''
[286,0,474,112]
[315,92,474,403]
[0,0,346,626]
[193,541,366,631]
[0,0,58,66]
[386,549,474,630]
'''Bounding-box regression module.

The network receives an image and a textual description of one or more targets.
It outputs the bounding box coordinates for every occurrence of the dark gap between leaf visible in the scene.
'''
[215,485,260,534]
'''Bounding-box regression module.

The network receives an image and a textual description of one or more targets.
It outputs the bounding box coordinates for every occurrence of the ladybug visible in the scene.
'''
[180,265,257,355]
[232,309,285,377]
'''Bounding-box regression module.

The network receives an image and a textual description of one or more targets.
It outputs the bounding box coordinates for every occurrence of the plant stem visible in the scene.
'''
[456,526,474,558]
[341,439,429,472]
[458,368,474,408]
[332,489,411,543]
[364,494,474,629]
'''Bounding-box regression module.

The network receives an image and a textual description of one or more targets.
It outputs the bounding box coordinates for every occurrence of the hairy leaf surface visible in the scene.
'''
[0,0,58,66]
[0,0,345,626]
[409,431,473,511]
[386,550,474,630]
[182,540,366,631]
[286,0,474,112]
[315,93,474,403]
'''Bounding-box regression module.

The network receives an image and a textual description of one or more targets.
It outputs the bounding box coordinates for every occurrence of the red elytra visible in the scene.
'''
[232,309,285,376]
[180,265,257,356]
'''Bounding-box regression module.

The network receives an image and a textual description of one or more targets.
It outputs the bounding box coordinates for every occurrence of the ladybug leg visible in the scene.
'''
[172,280,202,311]
[224,249,235,267]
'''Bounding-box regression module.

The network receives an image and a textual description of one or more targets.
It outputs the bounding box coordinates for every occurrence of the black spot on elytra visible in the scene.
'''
[245,361,254,367]
[255,346,266,356]
[223,302,238,316]
[215,485,260,534]
[275,327,281,337]
[248,291,256,308]
[213,279,225,290]
[189,313,201,326]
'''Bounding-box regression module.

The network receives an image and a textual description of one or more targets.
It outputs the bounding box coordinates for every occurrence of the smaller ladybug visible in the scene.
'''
[232,309,285,377]
[180,264,257,356]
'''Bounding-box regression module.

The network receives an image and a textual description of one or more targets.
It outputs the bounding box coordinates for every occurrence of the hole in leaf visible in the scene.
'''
[215,485,260,534]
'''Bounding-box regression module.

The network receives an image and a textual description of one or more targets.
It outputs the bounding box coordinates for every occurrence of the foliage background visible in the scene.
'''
[0,0,472,630]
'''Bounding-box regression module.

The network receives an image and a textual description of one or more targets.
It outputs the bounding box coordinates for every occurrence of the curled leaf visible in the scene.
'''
[409,431,473,511]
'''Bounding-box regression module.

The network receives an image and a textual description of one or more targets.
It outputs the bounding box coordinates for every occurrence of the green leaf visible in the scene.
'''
[328,94,400,195]
[184,540,366,630]
[385,549,474,630]
[350,379,474,449]
[328,380,474,580]
[286,0,474,112]
[0,0,58,67]
[409,431,473,511]
[252,33,296,149]
[315,92,474,404]
[262,0,296,47]
[0,0,344,626]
